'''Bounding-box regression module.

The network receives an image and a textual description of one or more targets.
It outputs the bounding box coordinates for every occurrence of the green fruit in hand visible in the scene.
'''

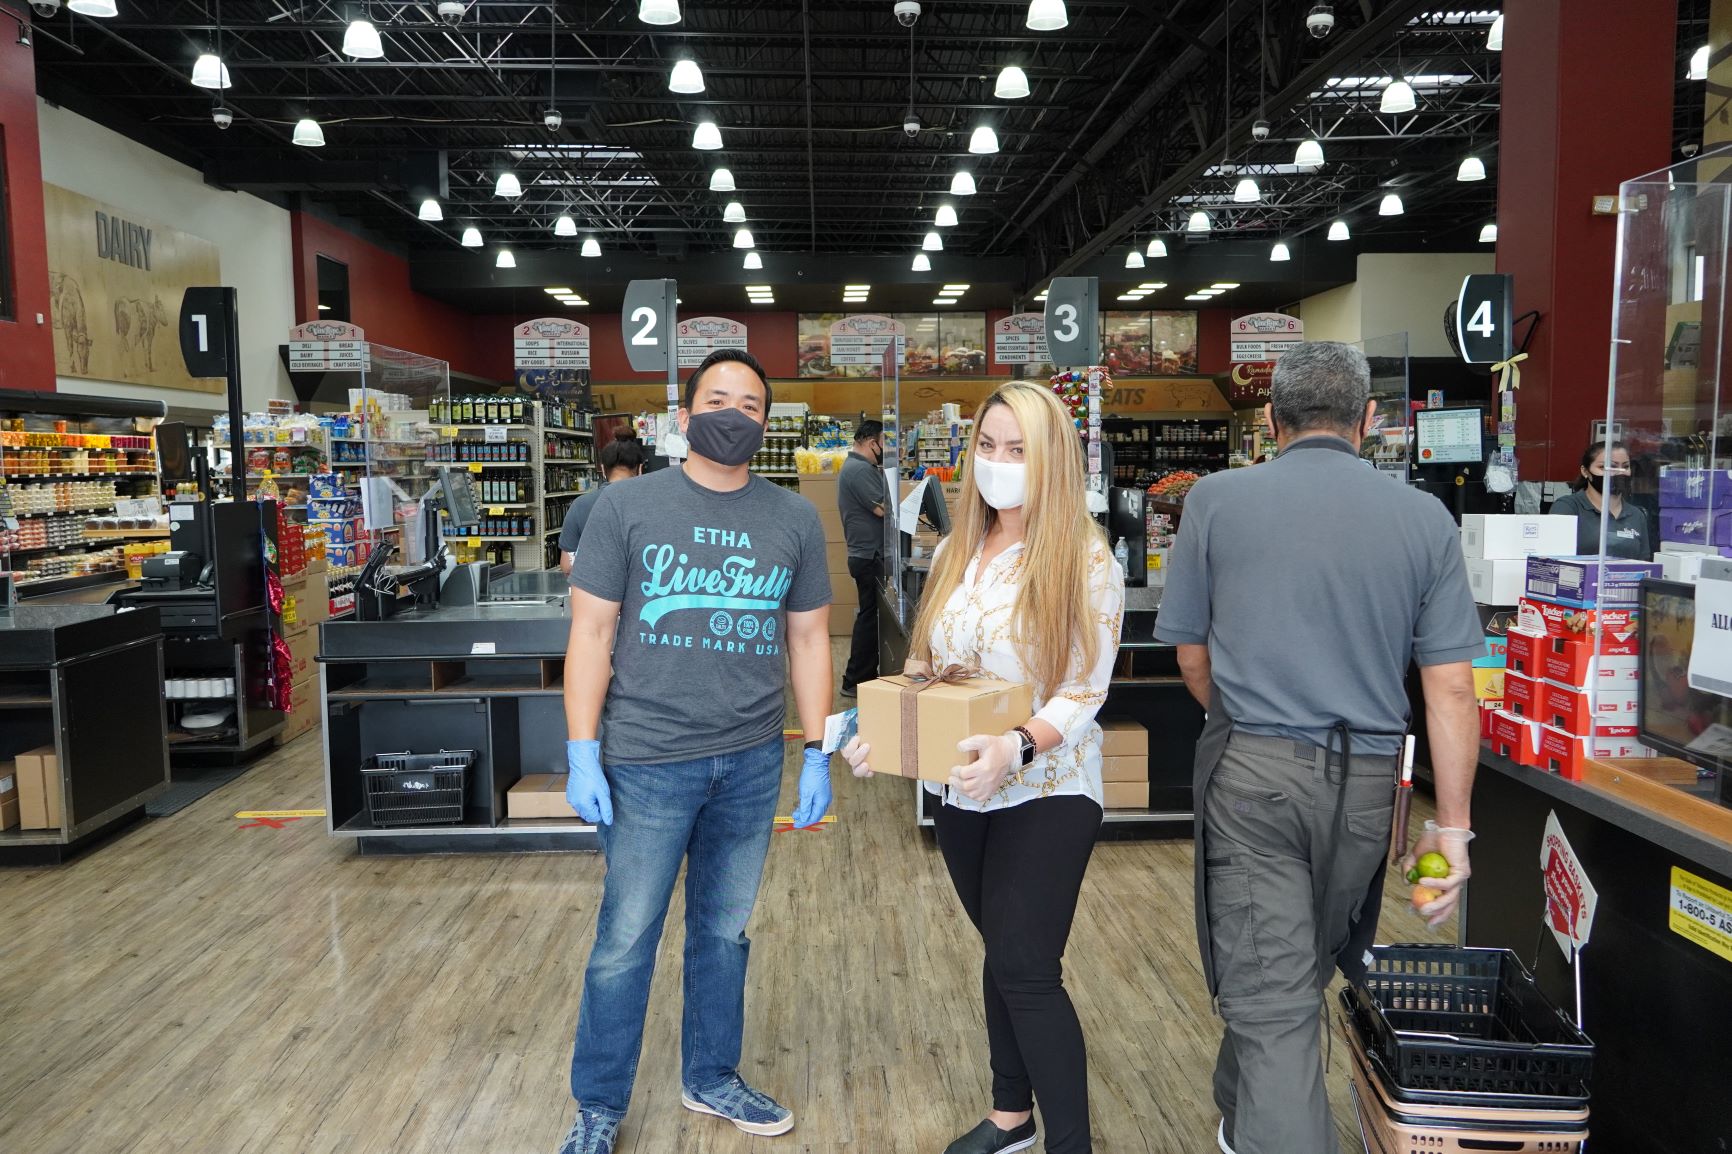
[1415,851,1450,879]
[1405,867,1420,884]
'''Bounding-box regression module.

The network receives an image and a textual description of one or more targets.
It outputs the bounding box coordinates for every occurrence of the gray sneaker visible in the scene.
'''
[681,1073,795,1136]
[556,1108,619,1154]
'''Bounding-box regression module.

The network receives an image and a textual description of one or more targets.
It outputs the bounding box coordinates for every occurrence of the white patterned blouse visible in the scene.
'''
[922,535,1125,814]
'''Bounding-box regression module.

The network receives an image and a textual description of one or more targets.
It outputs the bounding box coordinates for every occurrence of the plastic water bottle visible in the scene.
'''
[1113,537,1130,578]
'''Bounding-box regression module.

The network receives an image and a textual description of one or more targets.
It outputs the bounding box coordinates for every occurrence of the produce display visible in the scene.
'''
[1148,470,1203,500]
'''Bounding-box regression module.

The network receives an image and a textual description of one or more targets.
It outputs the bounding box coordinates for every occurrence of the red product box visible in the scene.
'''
[1503,670,1544,718]
[1516,597,1638,641]
[1488,709,1545,767]
[1479,702,1500,740]
[1541,681,1639,734]
[1536,725,1655,781]
[1506,626,1638,681]
[1540,646,1640,690]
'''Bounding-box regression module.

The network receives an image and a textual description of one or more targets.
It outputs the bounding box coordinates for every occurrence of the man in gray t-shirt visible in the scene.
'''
[557,351,833,1154]
[837,419,888,696]
[558,436,646,578]
[1154,342,1482,1154]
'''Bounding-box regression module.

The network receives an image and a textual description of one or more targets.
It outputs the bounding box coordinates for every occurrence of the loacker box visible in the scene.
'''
[1488,709,1545,767]
[1524,556,1662,609]
[1541,681,1639,735]
[1536,725,1653,781]
[1516,597,1638,640]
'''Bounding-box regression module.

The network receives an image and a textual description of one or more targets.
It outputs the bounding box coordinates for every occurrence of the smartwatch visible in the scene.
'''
[1012,726,1037,766]
[803,739,823,754]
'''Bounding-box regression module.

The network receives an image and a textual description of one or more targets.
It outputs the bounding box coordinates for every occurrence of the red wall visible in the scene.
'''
[1197,307,1231,374]
[0,20,55,392]
[291,211,489,377]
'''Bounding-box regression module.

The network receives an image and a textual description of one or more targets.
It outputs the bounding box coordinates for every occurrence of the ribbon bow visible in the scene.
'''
[900,663,981,778]
[1490,351,1527,393]
[908,662,981,686]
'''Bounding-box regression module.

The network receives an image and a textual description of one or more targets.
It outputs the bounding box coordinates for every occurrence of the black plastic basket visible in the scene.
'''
[1347,944,1594,1103]
[361,749,474,828]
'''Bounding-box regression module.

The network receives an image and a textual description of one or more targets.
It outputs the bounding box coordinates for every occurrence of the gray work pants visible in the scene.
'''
[1202,732,1396,1154]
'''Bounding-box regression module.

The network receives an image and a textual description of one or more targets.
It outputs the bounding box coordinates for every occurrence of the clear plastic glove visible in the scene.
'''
[790,746,833,829]
[948,733,1021,804]
[1400,820,1474,927]
[565,739,613,826]
[842,735,874,779]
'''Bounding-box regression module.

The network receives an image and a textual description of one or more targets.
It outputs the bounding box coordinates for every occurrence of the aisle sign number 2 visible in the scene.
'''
[622,279,677,374]
[1456,273,1513,365]
[1043,277,1099,368]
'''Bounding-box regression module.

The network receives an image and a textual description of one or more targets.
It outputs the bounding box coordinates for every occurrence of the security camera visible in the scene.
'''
[211,106,234,130]
[31,0,60,17]
[1306,3,1334,38]
[437,1,465,24]
[903,114,921,138]
[1251,119,1270,142]
[1683,141,1702,157]
[893,1,921,28]
[543,108,563,131]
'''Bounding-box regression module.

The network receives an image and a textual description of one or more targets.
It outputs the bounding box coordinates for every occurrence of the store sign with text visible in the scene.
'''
[513,317,591,370]
[1541,811,1599,959]
[677,316,749,368]
[1230,312,1304,362]
[828,314,906,366]
[992,312,1049,365]
[1227,360,1275,406]
[288,320,369,371]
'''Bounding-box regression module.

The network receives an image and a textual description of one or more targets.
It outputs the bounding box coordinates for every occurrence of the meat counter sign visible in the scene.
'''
[677,316,749,368]
[1230,312,1304,362]
[993,313,1050,365]
[829,314,906,366]
[513,317,591,370]
[1541,811,1598,959]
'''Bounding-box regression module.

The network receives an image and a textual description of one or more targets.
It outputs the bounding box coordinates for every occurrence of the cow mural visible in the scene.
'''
[114,296,170,373]
[50,272,94,375]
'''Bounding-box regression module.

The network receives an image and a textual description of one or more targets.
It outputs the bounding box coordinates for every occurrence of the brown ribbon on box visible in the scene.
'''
[899,663,980,778]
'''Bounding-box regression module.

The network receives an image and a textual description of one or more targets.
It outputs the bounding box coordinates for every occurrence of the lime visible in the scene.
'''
[1415,852,1451,879]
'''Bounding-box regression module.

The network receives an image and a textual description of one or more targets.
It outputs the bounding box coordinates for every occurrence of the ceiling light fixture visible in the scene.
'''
[460,226,483,247]
[418,198,442,222]
[495,171,522,198]
[1294,138,1325,169]
[1026,0,1067,31]
[933,298,957,305]
[1209,282,1237,289]
[669,58,705,93]
[1187,211,1211,233]
[581,237,601,257]
[1146,237,1168,258]
[1234,177,1261,203]
[1691,45,1709,81]
[342,17,384,59]
[968,125,1000,154]
[733,228,755,249]
[191,53,232,90]
[1479,222,1498,243]
[638,0,681,25]
[292,117,326,147]
[709,168,736,192]
[1487,13,1504,51]
[496,249,516,269]
[1184,294,1210,302]
[1380,77,1417,114]
[1457,156,1486,182]
[935,203,959,227]
[554,213,577,237]
[723,201,746,223]
[939,284,968,294]
[923,232,944,252]
[68,0,119,15]
[912,253,932,271]
[546,287,572,295]
[743,252,763,269]
[1378,192,1404,216]
[1270,242,1291,262]
[951,170,977,196]
[692,121,723,150]
[994,65,1031,99]
[1125,247,1145,269]
[1327,219,1350,241]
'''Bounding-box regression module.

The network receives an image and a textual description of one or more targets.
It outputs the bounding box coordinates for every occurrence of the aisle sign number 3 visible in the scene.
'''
[1044,276,1100,369]
[1456,273,1513,364]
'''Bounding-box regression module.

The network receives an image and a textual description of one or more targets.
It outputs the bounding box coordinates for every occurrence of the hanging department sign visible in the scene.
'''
[677,316,749,368]
[1230,312,1304,362]
[513,317,591,370]
[1541,811,1599,959]
[993,313,1049,365]
[829,314,906,366]
[288,321,369,371]
[1227,361,1275,407]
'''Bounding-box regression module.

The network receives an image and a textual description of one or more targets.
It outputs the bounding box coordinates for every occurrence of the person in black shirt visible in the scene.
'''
[838,420,889,697]
[559,435,646,577]
[1549,439,1653,559]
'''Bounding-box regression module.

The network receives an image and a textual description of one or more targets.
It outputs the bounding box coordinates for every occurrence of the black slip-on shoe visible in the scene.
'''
[942,1118,1037,1154]
[839,685,857,698]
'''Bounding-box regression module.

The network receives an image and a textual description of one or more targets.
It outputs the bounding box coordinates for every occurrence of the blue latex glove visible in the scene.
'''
[790,746,833,829]
[565,739,613,825]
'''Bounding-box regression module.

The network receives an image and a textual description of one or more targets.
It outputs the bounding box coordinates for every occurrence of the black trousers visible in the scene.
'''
[935,795,1102,1154]
[842,554,881,691]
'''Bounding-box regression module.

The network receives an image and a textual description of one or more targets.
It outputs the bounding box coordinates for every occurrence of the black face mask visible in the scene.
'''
[685,407,765,467]
[1587,474,1629,497]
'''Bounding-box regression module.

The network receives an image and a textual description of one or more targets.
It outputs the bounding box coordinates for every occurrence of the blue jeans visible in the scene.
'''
[569,734,784,1119]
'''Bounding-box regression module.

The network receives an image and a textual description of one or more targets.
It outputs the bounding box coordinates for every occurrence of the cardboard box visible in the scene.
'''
[284,628,320,682]
[1541,682,1638,734]
[1473,667,1505,702]
[856,674,1033,782]
[14,745,62,830]
[279,677,321,743]
[507,773,580,819]
[1657,468,1732,509]
[1479,702,1499,740]
[1503,670,1543,718]
[1658,508,1732,548]
[1100,718,1149,756]
[0,764,17,831]
[1488,709,1544,767]
[1465,558,1527,605]
[1536,725,1653,781]
[1103,781,1150,809]
[1539,646,1639,690]
[1516,597,1638,640]
[1525,556,1663,608]
[1506,626,1637,682]
[1101,754,1148,783]
[1460,514,1578,560]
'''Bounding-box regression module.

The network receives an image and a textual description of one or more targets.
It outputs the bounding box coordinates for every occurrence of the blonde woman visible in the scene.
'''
[844,382,1124,1154]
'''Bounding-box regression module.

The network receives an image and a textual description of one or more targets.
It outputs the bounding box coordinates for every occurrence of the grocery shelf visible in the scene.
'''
[440,423,533,431]
[543,427,593,439]
[442,461,532,469]
[2,540,112,556]
[1,471,156,481]
[751,471,800,478]
[13,505,119,518]
[84,528,171,540]
[443,534,535,542]
[543,490,587,499]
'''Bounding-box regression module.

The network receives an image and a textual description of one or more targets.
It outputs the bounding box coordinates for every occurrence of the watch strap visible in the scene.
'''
[1012,725,1037,766]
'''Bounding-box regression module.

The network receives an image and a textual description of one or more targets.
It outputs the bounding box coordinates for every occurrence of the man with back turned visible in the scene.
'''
[1154,341,1483,1154]
[837,419,889,697]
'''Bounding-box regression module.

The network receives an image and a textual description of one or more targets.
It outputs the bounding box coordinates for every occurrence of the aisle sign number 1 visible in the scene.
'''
[1043,277,1099,368]
[1456,273,1513,364]
[179,286,233,379]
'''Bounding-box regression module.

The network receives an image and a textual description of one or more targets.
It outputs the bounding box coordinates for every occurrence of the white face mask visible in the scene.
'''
[973,457,1028,510]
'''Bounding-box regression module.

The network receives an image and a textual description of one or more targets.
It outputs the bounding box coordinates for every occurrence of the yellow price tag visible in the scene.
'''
[441,426,459,437]
[488,506,504,516]
[468,462,483,473]
[467,537,481,548]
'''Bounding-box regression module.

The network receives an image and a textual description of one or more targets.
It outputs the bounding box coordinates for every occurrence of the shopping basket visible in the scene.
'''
[361,749,475,827]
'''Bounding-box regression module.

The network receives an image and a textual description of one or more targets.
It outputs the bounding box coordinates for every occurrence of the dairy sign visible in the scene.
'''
[288,321,369,371]
[993,312,1050,365]
[1230,312,1304,362]
[829,314,906,366]
[677,316,749,368]
[513,317,591,370]
[1541,811,1599,959]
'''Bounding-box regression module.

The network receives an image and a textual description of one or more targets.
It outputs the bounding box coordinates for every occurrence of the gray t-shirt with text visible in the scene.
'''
[571,467,832,765]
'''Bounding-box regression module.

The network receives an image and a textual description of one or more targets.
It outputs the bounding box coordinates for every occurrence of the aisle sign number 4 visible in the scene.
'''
[1456,273,1513,364]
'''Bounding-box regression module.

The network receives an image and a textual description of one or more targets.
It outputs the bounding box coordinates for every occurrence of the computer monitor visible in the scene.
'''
[155,422,194,481]
[919,475,951,536]
[436,465,481,527]
[1413,407,1484,467]
[1637,578,1732,779]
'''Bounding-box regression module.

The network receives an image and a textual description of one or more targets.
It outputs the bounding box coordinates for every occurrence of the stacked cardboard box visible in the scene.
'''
[13,746,62,830]
[279,561,331,743]
[798,474,854,636]
[0,763,18,831]
[1657,468,1732,553]
[1100,717,1149,808]
[1458,514,1577,606]
[507,773,580,819]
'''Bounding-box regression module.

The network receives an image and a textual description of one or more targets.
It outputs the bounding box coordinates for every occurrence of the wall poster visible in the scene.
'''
[799,313,986,378]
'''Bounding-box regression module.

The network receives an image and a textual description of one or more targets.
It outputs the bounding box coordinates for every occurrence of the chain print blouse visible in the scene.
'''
[924,536,1125,813]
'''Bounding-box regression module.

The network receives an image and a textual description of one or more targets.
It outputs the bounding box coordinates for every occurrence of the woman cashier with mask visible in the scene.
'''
[1549,439,1653,560]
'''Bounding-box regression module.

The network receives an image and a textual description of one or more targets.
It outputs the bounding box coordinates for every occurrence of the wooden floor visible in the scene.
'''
[0,642,1447,1154]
